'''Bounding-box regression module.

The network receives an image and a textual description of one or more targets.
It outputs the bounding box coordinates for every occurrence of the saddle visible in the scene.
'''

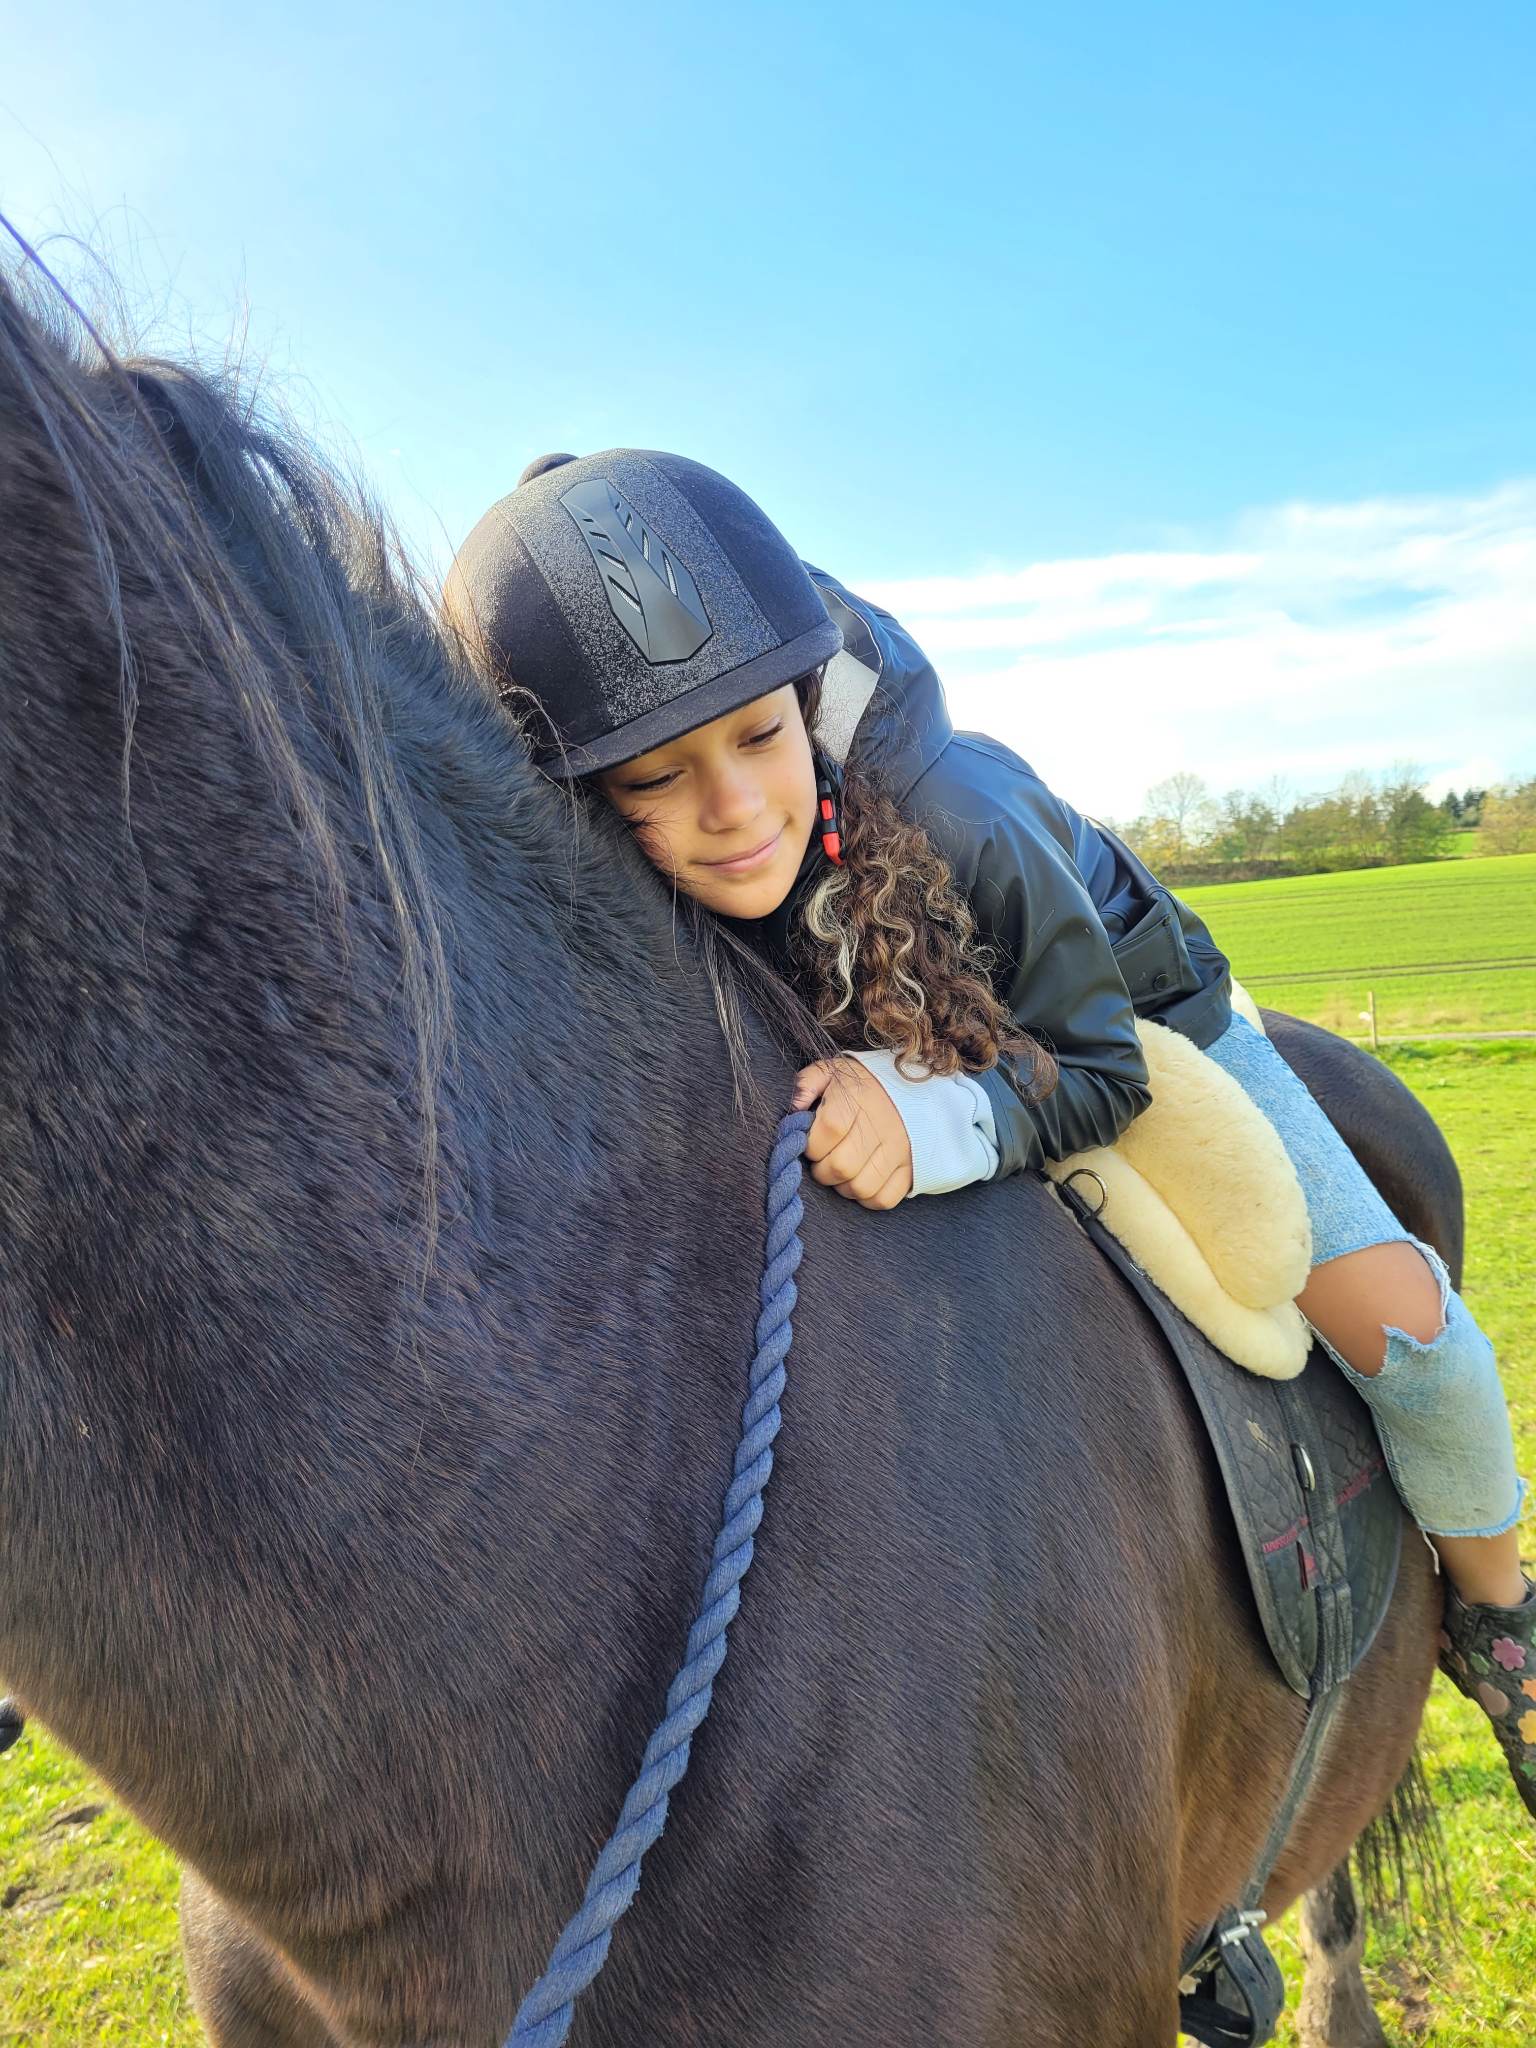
[1051,1182,1405,2047]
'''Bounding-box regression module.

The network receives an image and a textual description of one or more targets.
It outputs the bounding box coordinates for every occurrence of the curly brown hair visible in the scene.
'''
[790,675,1057,1100]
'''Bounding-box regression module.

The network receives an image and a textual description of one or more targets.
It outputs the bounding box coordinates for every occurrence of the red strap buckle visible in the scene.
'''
[817,785,843,866]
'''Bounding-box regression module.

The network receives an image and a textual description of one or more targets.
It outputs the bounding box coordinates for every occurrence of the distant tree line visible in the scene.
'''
[1108,769,1536,883]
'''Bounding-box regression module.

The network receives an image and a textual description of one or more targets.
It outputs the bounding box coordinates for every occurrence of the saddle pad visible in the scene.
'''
[1059,1183,1403,1698]
[1045,1018,1314,1381]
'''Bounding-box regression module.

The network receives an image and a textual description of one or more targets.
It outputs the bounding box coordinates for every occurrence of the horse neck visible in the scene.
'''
[0,514,763,1926]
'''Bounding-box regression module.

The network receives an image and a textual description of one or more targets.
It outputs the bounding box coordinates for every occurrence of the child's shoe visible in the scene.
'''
[1439,1578,1536,1819]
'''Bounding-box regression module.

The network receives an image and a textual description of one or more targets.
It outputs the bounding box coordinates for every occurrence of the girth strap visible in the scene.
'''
[1051,1179,1359,2048]
[1176,1680,1346,2045]
[1174,1365,1356,2043]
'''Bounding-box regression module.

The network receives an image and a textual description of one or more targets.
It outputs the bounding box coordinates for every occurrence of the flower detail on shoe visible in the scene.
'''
[1440,1578,1536,1824]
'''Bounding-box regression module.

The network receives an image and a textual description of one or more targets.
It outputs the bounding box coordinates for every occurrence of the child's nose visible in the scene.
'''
[700,766,762,833]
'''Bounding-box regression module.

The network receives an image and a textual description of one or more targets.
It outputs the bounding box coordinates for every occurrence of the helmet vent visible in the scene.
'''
[561,477,713,665]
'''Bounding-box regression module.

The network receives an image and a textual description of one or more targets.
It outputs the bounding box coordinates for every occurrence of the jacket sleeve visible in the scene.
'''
[913,761,1153,1177]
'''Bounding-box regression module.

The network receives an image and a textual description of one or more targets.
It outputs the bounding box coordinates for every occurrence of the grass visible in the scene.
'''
[1441,831,1486,860]
[0,1743,193,2042]
[1182,851,1536,1040]
[1,867,1533,2041]
[1266,1040,1536,2046]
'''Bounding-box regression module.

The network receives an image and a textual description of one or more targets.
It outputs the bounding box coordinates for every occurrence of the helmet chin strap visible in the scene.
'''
[816,771,843,866]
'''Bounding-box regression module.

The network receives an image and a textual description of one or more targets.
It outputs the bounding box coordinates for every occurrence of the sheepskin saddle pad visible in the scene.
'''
[1052,1170,1403,1698]
[1044,993,1312,1380]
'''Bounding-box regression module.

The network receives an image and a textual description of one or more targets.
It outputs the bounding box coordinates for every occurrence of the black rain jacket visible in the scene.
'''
[752,567,1234,1178]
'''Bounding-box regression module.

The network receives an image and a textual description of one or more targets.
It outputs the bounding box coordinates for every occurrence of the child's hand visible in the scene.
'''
[790,1059,913,1210]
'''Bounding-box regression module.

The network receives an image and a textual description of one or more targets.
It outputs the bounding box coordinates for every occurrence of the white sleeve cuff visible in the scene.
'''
[845,1050,1002,1197]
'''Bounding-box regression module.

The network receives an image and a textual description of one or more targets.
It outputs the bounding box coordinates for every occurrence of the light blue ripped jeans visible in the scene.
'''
[1205,1013,1528,1541]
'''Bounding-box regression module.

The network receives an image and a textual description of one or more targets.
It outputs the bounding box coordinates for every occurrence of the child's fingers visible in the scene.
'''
[805,1084,877,1167]
[811,1127,891,1193]
[801,1085,863,1158]
[865,1160,912,1210]
[794,1061,911,1210]
[790,1060,836,1112]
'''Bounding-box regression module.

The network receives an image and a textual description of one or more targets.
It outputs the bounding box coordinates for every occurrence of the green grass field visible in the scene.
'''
[1270,1041,1536,2047]
[1,857,1533,2043]
[1182,851,1536,1041]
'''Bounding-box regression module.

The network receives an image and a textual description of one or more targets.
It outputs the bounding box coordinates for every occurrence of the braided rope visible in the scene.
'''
[506,1109,812,2048]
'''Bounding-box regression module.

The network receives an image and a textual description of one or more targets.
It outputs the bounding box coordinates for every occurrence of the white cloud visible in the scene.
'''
[851,482,1536,822]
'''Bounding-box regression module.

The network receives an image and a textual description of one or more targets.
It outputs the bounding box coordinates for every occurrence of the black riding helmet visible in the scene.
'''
[444,450,842,777]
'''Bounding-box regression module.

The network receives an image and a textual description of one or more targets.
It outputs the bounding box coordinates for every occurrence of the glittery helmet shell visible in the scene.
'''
[445,450,841,778]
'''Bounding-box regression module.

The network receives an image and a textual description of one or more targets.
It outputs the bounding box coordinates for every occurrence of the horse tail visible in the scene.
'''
[1351,1748,1449,1928]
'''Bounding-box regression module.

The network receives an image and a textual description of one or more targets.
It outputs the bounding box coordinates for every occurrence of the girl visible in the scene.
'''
[447,447,1535,1817]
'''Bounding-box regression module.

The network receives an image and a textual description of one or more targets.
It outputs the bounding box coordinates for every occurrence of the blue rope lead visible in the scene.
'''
[506,1109,812,2048]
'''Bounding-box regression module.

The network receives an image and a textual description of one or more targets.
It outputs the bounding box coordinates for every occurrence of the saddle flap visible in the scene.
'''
[1059,1185,1403,1697]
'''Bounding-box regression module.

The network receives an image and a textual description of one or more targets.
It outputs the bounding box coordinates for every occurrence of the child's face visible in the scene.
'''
[596,685,817,919]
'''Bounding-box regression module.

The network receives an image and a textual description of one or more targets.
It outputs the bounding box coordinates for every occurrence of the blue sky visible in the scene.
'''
[6,0,1534,818]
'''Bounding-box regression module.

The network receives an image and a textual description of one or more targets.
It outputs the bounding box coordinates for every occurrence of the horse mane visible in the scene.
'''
[0,239,552,1270]
[0,234,829,1246]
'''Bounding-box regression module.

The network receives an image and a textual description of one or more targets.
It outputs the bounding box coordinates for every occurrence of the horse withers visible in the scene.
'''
[0,253,1441,2047]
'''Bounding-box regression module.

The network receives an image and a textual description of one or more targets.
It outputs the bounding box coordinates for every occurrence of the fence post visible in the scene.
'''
[1366,989,1378,1052]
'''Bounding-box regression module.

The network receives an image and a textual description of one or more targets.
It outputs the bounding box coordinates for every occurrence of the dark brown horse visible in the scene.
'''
[0,253,1445,2047]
